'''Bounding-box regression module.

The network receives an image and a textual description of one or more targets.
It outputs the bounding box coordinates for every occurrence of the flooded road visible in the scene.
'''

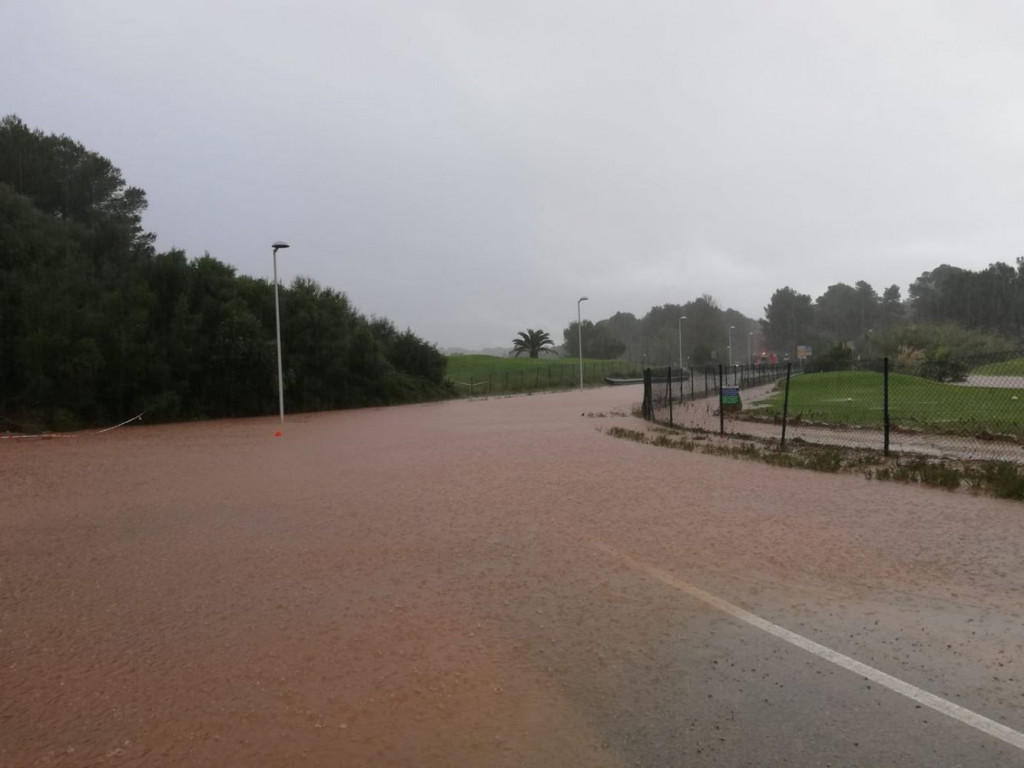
[3,387,1023,766]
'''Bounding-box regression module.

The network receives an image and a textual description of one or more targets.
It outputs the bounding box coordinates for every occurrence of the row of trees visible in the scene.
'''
[530,267,1023,371]
[763,264,1024,367]
[558,295,759,367]
[0,115,449,431]
[908,262,1024,337]
[760,282,900,360]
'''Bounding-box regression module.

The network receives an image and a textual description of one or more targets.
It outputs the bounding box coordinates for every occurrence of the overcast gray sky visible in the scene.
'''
[4,0,1023,350]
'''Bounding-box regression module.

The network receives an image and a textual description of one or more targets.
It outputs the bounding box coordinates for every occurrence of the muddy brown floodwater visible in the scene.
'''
[3,386,1024,767]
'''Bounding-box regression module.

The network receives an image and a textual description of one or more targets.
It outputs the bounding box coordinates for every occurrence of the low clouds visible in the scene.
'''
[4,0,1022,348]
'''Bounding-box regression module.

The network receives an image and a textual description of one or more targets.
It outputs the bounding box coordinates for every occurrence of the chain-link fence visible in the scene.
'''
[644,353,1024,464]
[644,363,790,424]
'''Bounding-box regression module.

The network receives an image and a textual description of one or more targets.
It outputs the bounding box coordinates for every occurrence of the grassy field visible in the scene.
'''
[972,357,1024,376]
[746,371,1024,438]
[446,355,640,395]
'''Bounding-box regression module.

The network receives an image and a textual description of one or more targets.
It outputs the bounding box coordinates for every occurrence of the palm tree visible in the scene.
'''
[511,329,557,358]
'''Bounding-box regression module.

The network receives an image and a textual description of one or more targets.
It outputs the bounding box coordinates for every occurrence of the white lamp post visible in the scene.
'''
[272,240,290,423]
[578,296,589,391]
[728,325,735,366]
[678,315,687,371]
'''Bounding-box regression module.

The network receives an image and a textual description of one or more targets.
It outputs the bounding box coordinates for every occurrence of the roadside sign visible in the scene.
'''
[722,386,741,407]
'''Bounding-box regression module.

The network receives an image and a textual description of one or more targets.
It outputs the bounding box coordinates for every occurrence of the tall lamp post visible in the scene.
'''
[747,331,753,366]
[272,240,290,423]
[577,296,589,391]
[678,316,687,371]
[728,325,735,366]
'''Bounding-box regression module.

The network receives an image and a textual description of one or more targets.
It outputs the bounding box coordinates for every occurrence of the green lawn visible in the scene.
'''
[972,357,1024,376]
[446,355,640,395]
[747,371,1024,438]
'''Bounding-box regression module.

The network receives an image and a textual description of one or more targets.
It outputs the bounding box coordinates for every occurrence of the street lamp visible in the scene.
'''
[747,331,753,366]
[272,240,290,423]
[678,316,687,372]
[577,296,589,392]
[728,325,735,366]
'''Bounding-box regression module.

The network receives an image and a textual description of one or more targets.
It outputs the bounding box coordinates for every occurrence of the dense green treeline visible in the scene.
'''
[762,268,1023,370]
[0,115,449,431]
[562,271,1022,372]
[563,295,759,368]
[908,263,1024,336]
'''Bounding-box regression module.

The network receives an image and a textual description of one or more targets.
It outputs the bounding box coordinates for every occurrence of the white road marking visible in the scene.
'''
[594,542,1024,753]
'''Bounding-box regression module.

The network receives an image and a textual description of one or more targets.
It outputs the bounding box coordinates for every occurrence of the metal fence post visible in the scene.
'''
[781,362,792,448]
[883,356,890,456]
[642,368,653,420]
[667,365,673,427]
[719,364,725,436]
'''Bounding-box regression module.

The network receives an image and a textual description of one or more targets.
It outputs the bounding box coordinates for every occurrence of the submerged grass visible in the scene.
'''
[606,426,648,443]
[605,422,1024,501]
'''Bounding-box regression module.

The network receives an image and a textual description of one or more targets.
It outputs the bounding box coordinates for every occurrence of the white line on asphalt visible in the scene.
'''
[594,542,1024,753]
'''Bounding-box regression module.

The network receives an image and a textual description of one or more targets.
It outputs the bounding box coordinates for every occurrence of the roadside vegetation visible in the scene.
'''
[0,116,450,432]
[606,424,1024,501]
